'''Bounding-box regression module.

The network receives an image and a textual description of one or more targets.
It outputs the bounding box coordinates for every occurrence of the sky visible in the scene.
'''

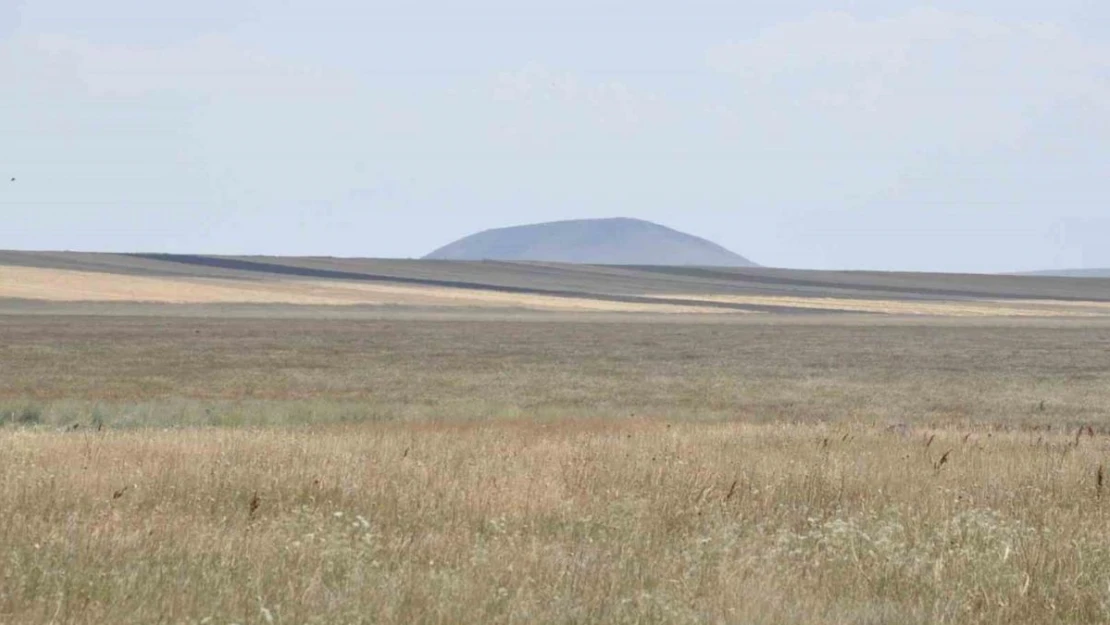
[1,1,1108,272]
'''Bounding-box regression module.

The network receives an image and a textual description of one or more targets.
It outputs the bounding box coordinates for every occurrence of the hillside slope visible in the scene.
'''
[424,218,757,267]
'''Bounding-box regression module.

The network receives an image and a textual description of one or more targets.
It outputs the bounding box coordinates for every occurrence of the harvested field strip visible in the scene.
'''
[0,265,736,313]
[632,265,1110,302]
[650,293,1110,317]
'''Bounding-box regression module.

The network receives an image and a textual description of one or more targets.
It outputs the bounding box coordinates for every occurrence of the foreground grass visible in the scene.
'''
[5,315,1110,623]
[3,421,1110,624]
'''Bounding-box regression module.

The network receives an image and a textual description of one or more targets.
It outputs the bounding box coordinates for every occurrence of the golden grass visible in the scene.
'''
[4,421,1110,624]
[0,265,731,313]
[5,315,1110,623]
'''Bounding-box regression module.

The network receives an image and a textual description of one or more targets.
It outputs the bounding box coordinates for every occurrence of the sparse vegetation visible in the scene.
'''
[0,404,43,426]
[6,316,1110,430]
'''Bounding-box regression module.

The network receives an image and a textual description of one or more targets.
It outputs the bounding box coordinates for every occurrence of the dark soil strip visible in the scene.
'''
[626,266,1110,303]
[127,254,853,315]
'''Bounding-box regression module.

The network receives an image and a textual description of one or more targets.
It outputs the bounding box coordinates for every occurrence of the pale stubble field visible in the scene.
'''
[4,314,1110,624]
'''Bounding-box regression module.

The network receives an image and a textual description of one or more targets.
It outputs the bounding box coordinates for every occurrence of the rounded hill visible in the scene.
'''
[424,218,757,267]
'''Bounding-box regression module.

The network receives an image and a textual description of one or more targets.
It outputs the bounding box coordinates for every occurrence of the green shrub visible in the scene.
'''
[17,405,43,425]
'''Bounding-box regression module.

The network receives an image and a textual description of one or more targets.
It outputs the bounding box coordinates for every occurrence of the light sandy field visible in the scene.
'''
[651,293,1110,317]
[0,265,731,314]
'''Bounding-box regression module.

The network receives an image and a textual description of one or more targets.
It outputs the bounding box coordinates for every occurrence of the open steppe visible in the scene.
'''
[4,252,1110,623]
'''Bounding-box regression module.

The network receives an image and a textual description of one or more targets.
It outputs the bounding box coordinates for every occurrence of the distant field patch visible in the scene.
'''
[7,255,1110,317]
[651,293,1110,317]
[0,265,732,313]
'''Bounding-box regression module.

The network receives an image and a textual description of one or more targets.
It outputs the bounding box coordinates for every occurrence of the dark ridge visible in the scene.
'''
[126,254,851,315]
[630,266,1110,303]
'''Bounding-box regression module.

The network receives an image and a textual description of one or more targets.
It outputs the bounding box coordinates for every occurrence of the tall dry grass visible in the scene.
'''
[4,421,1110,624]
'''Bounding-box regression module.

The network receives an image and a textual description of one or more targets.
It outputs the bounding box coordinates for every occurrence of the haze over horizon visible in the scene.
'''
[2,1,1108,273]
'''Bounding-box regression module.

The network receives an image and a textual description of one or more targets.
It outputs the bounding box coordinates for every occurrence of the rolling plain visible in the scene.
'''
[4,252,1110,624]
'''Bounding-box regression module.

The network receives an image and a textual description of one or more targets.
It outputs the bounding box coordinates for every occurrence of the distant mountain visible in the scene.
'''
[425,218,757,267]
[1018,269,1110,278]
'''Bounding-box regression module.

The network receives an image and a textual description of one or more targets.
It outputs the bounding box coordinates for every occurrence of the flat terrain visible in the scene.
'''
[5,254,1110,623]
[5,315,1110,429]
[5,250,1110,316]
[3,313,1110,624]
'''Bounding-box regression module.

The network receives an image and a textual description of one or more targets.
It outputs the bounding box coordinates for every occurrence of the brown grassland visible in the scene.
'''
[4,313,1110,624]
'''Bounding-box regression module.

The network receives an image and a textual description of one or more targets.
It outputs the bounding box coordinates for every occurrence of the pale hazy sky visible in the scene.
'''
[2,1,1108,272]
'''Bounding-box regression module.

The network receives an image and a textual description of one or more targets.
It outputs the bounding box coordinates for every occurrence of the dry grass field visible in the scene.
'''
[3,314,1110,624]
[5,253,1110,623]
[6,421,1110,625]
